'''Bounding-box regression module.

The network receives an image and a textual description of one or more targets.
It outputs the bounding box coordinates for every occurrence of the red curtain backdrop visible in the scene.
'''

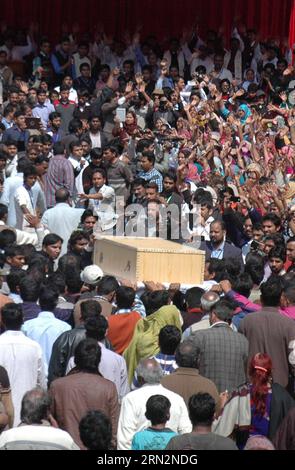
[289,0,295,63]
[1,0,292,43]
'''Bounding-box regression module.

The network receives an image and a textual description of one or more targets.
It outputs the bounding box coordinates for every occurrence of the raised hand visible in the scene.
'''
[19,81,29,94]
[125,81,134,94]
[135,72,143,85]
[138,82,146,93]
[234,88,245,98]
[120,278,137,291]
[168,283,181,294]
[144,281,165,292]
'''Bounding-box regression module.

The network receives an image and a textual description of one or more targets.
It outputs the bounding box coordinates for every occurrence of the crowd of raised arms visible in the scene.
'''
[0,20,294,451]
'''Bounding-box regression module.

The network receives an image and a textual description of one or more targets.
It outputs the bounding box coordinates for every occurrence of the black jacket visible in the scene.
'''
[48,325,113,385]
[269,382,295,440]
[201,240,244,271]
[48,325,86,385]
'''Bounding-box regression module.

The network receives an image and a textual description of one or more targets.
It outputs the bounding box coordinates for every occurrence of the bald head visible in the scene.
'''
[210,220,226,246]
[136,358,163,384]
[55,188,70,203]
[20,388,51,424]
[201,291,220,312]
[175,341,199,368]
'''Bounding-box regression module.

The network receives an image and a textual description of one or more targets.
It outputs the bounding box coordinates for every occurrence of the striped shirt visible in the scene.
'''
[153,352,178,374]
[115,296,146,318]
[44,154,75,208]
[138,168,163,193]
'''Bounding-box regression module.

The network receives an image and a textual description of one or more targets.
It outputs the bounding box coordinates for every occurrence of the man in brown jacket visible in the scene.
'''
[49,338,119,449]
[161,341,220,412]
[239,277,295,389]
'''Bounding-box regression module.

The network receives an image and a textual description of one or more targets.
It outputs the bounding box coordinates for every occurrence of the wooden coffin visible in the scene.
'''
[93,236,205,284]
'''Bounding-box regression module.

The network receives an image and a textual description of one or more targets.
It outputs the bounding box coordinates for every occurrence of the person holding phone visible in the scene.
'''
[116,107,126,123]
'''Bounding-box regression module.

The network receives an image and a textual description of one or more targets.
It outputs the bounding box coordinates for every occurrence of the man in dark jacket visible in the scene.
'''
[202,220,244,270]
[48,299,101,385]
[273,406,295,449]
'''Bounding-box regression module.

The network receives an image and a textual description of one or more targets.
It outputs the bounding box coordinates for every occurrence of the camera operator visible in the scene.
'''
[153,96,177,128]
[221,189,262,251]
[246,223,264,256]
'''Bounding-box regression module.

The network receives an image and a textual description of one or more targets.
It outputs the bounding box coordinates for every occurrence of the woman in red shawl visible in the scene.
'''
[113,110,139,145]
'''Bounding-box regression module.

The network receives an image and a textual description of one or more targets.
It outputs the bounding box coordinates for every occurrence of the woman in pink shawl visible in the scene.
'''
[177,148,200,183]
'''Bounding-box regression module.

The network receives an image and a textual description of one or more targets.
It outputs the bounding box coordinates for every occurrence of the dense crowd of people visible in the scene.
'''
[0,21,294,450]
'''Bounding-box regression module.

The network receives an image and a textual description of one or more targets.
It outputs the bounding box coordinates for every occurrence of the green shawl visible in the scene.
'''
[124,304,182,384]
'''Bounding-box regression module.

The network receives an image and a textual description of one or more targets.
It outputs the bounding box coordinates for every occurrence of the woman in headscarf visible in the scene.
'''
[218,94,252,126]
[112,110,139,145]
[245,162,264,185]
[175,117,192,140]
[237,104,252,124]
